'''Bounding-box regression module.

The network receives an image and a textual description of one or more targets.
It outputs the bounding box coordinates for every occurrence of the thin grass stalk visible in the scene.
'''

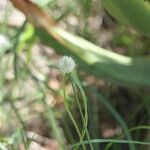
[23,66,66,149]
[70,72,94,150]
[62,76,86,150]
[42,97,65,150]
[70,81,86,137]
[20,129,28,150]
[104,125,150,150]
[96,92,135,150]
[12,20,27,79]
[71,138,150,149]
[70,76,94,150]
[8,97,26,130]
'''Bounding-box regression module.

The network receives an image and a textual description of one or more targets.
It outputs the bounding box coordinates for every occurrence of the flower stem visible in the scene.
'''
[70,72,94,150]
[63,76,86,150]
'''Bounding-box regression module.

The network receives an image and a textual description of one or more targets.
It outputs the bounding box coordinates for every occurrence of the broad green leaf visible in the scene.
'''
[102,0,150,36]
[10,0,150,87]
[36,27,150,86]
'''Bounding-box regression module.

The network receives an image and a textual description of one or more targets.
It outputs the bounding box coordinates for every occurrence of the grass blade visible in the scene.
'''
[71,138,150,149]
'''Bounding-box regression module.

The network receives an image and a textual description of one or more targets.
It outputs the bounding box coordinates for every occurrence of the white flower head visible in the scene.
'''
[58,56,76,74]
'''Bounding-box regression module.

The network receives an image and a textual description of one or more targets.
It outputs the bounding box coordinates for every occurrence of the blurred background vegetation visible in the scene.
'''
[0,0,150,149]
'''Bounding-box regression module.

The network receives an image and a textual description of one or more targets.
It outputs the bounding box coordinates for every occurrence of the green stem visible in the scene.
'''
[9,98,26,130]
[71,80,94,150]
[70,72,94,150]
[63,76,86,150]
[12,20,27,79]
[26,69,65,149]
[42,97,65,150]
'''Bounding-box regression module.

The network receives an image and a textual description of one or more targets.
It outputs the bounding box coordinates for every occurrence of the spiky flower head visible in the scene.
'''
[58,56,76,74]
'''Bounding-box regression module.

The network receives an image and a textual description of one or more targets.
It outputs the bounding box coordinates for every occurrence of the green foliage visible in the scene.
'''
[72,138,150,149]
[36,27,150,86]
[96,92,135,150]
[0,0,150,149]
[102,0,150,36]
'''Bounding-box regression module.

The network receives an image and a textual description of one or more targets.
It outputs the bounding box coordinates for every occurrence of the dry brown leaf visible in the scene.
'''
[10,0,55,28]
[10,0,63,44]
